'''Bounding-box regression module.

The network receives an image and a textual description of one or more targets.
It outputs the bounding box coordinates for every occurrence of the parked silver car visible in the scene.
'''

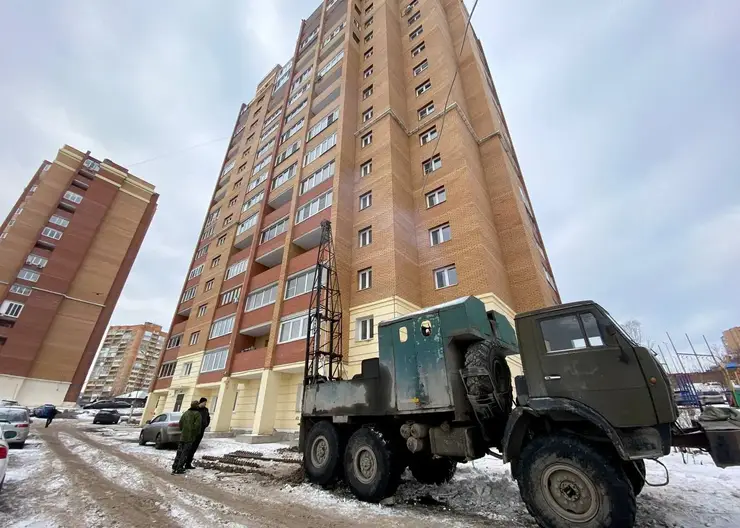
[139,412,182,449]
[0,432,8,493]
[0,407,31,448]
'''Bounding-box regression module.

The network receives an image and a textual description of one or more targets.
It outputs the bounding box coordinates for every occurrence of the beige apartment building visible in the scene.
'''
[144,0,559,437]
[722,327,740,363]
[0,146,158,406]
[81,322,165,403]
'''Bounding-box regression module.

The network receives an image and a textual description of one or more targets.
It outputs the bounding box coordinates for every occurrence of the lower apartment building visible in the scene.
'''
[143,0,560,436]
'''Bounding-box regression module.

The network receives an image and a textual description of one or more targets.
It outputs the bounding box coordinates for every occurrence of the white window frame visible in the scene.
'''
[360,159,372,177]
[275,140,301,166]
[225,259,248,280]
[429,223,451,246]
[209,315,235,339]
[423,154,442,174]
[273,164,298,190]
[295,190,333,224]
[260,122,279,142]
[182,362,193,376]
[356,316,374,341]
[317,50,345,80]
[413,59,428,76]
[159,361,177,378]
[408,11,421,25]
[248,172,268,192]
[359,191,372,210]
[426,187,446,208]
[285,99,307,122]
[252,155,272,175]
[242,190,264,212]
[419,126,438,145]
[434,265,458,289]
[285,267,328,300]
[182,286,197,302]
[280,118,305,144]
[197,304,208,317]
[363,65,373,79]
[17,268,40,282]
[26,254,48,268]
[358,227,372,247]
[410,25,423,40]
[201,347,229,373]
[416,79,432,96]
[323,20,346,46]
[418,101,435,119]
[63,190,83,204]
[49,215,69,228]
[42,226,63,240]
[9,283,32,296]
[362,107,373,122]
[307,109,340,141]
[236,213,258,235]
[188,264,204,280]
[411,41,426,57]
[256,138,275,159]
[304,133,338,167]
[358,268,372,290]
[300,160,335,195]
[288,83,309,106]
[362,85,373,99]
[220,286,241,305]
[222,159,236,177]
[245,283,278,311]
[273,61,293,92]
[361,131,373,148]
[189,331,200,346]
[260,217,289,243]
[278,314,310,344]
[166,334,183,349]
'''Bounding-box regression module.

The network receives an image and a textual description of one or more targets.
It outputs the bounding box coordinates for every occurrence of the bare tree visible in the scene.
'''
[621,319,644,345]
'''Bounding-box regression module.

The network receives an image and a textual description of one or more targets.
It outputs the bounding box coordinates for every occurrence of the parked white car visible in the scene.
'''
[0,430,8,493]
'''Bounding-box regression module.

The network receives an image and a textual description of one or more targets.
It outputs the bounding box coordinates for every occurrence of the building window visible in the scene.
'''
[236,213,258,235]
[423,154,442,174]
[434,265,458,289]
[300,160,335,195]
[363,65,373,78]
[209,315,236,339]
[409,25,423,40]
[362,85,373,99]
[364,47,373,60]
[246,283,278,311]
[223,215,233,227]
[222,159,236,177]
[41,226,63,240]
[419,126,438,145]
[429,223,451,246]
[260,217,288,243]
[296,190,333,224]
[272,163,298,190]
[361,131,373,148]
[324,20,347,47]
[9,283,32,296]
[426,187,446,208]
[359,191,372,210]
[418,101,435,119]
[26,254,48,268]
[364,31,373,43]
[182,362,192,376]
[285,99,307,122]
[173,393,185,411]
[182,286,197,302]
[408,11,421,25]
[204,279,214,292]
[228,196,238,208]
[317,50,344,80]
[360,159,373,177]
[307,109,340,141]
[356,316,374,341]
[195,245,209,259]
[411,41,425,57]
[364,16,373,28]
[238,162,248,174]
[159,362,177,378]
[358,268,372,290]
[0,300,24,318]
[242,190,264,212]
[189,331,200,345]
[167,334,183,349]
[234,178,243,190]
[63,190,83,204]
[225,259,248,279]
[362,107,373,122]
[197,304,208,317]
[544,265,557,291]
[304,133,338,166]
[413,59,428,76]
[358,227,372,247]
[365,2,374,14]
[17,268,40,282]
[285,267,327,300]
[201,347,229,372]
[217,234,227,246]
[49,215,70,228]
[278,314,310,343]
[220,287,241,306]
[280,118,305,145]
[188,264,204,279]
[252,155,273,175]
[416,79,432,96]
[211,255,221,268]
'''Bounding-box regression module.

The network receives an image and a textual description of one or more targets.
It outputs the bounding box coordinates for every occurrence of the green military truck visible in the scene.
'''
[299,296,740,528]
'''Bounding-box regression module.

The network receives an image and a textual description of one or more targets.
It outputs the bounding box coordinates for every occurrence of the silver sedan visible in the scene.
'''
[138,412,182,449]
[0,407,31,448]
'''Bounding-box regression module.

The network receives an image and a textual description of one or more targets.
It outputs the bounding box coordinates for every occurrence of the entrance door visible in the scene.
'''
[535,310,655,427]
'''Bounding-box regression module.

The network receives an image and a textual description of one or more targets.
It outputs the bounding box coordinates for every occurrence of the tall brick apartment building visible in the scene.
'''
[0,146,158,406]
[81,322,165,403]
[145,0,559,436]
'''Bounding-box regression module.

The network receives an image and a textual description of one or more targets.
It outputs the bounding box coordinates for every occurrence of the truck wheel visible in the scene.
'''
[463,340,513,416]
[409,455,456,485]
[304,421,342,486]
[518,435,635,528]
[344,426,401,502]
[623,460,646,496]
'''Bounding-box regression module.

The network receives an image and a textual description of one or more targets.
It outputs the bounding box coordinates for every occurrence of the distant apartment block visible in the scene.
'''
[722,327,740,362]
[0,145,158,406]
[81,323,165,403]
[144,0,559,436]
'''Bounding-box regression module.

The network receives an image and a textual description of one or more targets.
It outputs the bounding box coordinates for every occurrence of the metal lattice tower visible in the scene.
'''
[304,220,344,383]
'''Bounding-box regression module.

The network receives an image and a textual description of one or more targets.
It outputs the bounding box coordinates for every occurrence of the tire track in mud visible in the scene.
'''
[41,427,179,527]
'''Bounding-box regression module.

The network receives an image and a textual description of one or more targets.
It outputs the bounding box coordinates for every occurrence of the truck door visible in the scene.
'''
[535,311,656,427]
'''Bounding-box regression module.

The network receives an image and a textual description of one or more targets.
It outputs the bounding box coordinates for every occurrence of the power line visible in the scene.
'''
[421,0,479,197]
[127,136,230,168]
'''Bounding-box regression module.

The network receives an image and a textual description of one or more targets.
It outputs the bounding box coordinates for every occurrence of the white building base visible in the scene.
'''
[0,374,71,406]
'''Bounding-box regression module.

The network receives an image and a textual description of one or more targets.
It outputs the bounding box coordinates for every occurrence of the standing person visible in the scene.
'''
[45,406,59,428]
[185,397,211,469]
[172,401,202,475]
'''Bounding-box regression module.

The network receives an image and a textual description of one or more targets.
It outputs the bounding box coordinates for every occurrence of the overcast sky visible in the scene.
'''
[1,1,738,362]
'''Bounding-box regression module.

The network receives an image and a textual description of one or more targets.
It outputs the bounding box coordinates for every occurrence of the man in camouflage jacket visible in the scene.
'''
[172,400,202,474]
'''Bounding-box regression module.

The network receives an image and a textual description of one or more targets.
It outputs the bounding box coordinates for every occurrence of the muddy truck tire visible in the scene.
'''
[409,454,457,485]
[344,426,401,502]
[623,460,646,496]
[518,435,636,528]
[304,420,343,486]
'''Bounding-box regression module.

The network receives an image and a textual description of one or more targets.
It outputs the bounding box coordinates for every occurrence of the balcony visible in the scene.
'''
[177,298,194,317]
[254,235,285,268]
[292,208,330,250]
[267,184,293,210]
[233,225,256,250]
[212,185,227,204]
[216,174,230,190]
[240,305,273,337]
[231,346,267,374]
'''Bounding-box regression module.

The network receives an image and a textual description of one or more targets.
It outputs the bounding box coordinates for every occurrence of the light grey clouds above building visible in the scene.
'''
[0,0,737,353]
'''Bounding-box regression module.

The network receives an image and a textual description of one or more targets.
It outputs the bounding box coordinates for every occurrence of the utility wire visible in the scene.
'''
[127,135,230,168]
[421,0,479,197]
